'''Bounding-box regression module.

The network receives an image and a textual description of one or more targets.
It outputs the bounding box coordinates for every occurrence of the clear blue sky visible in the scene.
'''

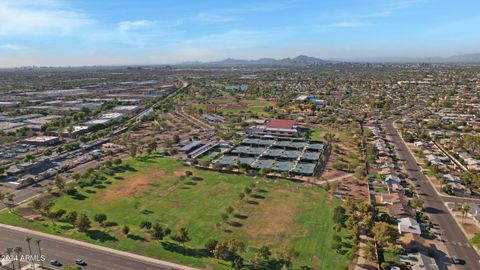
[1,0,480,67]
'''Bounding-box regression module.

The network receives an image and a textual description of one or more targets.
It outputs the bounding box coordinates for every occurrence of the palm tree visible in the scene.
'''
[461,205,471,224]
[25,236,35,270]
[14,247,22,270]
[6,247,16,270]
[6,193,15,212]
[36,240,44,269]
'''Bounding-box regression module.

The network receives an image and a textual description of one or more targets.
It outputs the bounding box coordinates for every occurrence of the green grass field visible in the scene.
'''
[221,100,274,116]
[311,127,327,141]
[470,233,480,249]
[0,156,352,269]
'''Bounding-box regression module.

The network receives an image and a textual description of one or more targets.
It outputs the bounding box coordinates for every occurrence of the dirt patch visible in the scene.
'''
[96,168,186,202]
[463,222,480,236]
[238,189,303,245]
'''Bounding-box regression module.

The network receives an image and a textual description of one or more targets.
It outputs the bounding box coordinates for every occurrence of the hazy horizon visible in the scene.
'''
[1,0,480,67]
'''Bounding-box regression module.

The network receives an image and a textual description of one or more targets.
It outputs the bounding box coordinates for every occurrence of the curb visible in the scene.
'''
[390,120,480,258]
[0,223,200,270]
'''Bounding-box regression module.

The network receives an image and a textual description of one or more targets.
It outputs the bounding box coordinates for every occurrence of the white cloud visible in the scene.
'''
[0,0,93,36]
[117,20,157,32]
[0,44,26,50]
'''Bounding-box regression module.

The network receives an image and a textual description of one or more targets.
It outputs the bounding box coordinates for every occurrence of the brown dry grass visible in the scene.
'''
[236,189,303,245]
[96,168,186,202]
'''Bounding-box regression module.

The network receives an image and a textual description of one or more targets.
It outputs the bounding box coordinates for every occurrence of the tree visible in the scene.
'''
[172,134,180,144]
[226,206,234,215]
[94,213,107,227]
[258,245,271,260]
[55,175,66,192]
[364,240,377,261]
[151,222,168,240]
[175,227,191,246]
[442,184,453,195]
[259,168,270,176]
[372,222,398,248]
[460,205,471,223]
[122,224,130,235]
[147,139,157,154]
[332,206,346,224]
[36,240,44,269]
[129,144,138,158]
[14,246,22,270]
[25,236,35,270]
[410,197,424,211]
[213,239,246,263]
[65,211,78,224]
[6,247,16,270]
[76,213,91,231]
[275,246,300,269]
[221,213,229,223]
[205,239,218,255]
[6,192,15,212]
[140,220,152,230]
[0,192,4,206]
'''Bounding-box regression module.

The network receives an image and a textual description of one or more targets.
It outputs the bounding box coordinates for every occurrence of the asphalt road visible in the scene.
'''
[385,119,480,270]
[0,226,189,270]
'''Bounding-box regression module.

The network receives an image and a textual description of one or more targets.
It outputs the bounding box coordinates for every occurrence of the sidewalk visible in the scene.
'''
[0,223,199,270]
[391,120,480,258]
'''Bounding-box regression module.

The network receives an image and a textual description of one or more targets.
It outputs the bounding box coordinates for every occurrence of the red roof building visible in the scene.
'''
[265,119,296,129]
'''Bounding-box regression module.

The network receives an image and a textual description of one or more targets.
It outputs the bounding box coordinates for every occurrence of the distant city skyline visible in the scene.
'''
[1,0,480,67]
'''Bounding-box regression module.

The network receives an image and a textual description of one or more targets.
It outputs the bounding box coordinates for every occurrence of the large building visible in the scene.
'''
[22,136,60,146]
[246,119,300,137]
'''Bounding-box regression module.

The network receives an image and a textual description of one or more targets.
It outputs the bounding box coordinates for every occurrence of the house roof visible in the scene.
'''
[266,119,296,129]
[398,217,421,235]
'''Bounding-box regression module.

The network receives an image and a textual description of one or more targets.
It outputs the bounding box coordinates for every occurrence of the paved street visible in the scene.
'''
[385,119,480,270]
[0,224,198,270]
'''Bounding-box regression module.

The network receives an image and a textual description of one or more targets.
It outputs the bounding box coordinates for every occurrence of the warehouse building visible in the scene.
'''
[22,136,60,146]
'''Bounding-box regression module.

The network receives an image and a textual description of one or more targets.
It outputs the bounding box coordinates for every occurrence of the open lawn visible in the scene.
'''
[221,100,274,116]
[0,156,352,270]
[311,127,327,141]
[470,233,480,249]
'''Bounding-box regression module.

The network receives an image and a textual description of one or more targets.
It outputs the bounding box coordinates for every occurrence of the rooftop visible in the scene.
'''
[266,119,296,129]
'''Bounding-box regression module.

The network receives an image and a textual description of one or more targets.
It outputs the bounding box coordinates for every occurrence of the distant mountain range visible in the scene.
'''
[180,55,339,67]
[178,53,480,67]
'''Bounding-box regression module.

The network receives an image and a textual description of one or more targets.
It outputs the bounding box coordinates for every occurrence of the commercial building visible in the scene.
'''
[0,101,20,108]
[113,105,139,113]
[85,112,123,126]
[294,95,325,108]
[246,119,301,137]
[21,136,60,146]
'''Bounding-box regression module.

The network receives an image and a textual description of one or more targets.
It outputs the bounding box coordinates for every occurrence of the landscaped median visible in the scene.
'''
[0,155,354,270]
